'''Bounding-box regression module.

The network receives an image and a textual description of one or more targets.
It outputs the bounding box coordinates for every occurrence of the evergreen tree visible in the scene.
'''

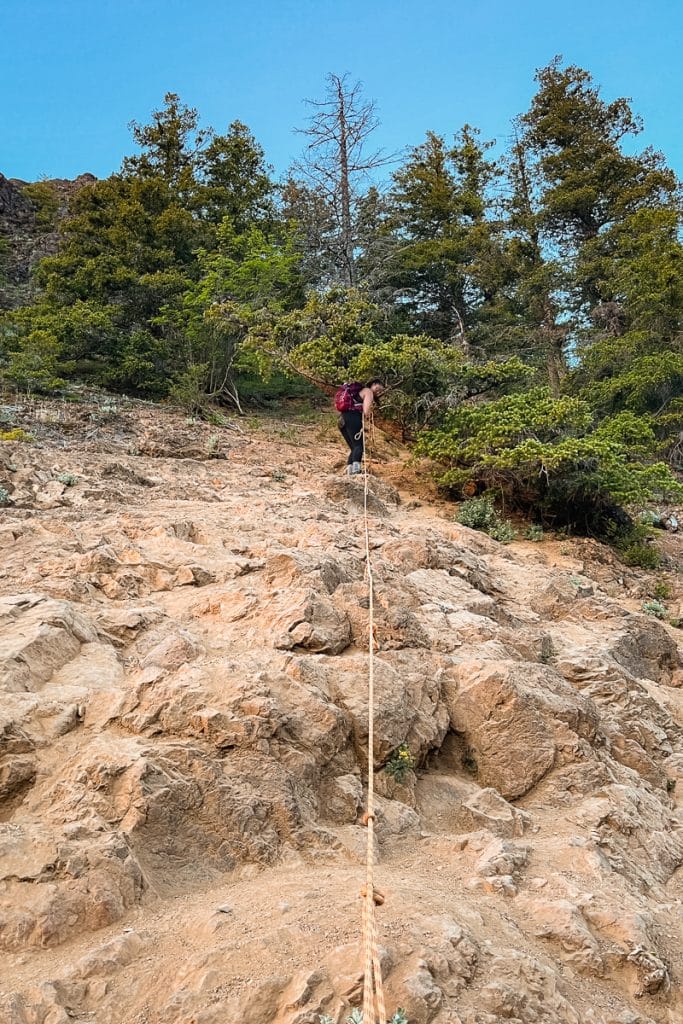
[520,59,682,464]
[381,126,510,350]
[196,121,277,230]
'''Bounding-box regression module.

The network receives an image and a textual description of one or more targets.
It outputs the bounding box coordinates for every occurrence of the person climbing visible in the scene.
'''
[335,378,385,475]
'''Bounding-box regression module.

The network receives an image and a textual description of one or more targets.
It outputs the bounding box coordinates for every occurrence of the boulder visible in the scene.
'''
[442,660,600,799]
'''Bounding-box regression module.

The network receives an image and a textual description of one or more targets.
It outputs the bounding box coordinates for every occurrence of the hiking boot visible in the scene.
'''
[350,461,362,475]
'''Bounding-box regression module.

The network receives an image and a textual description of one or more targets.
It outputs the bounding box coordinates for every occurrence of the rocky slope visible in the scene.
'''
[0,395,682,1024]
[0,173,94,308]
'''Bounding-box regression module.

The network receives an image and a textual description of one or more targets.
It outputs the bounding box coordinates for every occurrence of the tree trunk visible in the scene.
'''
[336,79,355,287]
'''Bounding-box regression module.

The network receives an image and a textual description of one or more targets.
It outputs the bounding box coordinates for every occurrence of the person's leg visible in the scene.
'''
[338,415,354,463]
[347,411,364,465]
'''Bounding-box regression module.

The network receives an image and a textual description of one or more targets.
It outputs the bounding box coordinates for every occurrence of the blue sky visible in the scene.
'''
[2,0,681,183]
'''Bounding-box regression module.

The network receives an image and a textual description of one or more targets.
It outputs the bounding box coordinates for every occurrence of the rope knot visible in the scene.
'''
[360,885,386,907]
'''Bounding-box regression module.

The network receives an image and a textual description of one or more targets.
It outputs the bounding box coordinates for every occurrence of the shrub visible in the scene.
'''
[457,496,516,544]
[0,486,10,505]
[56,472,78,486]
[612,522,661,569]
[642,599,667,619]
[418,391,683,539]
[621,543,661,569]
[0,428,33,443]
[525,525,545,542]
[456,496,498,532]
[489,519,517,544]
[1,329,69,394]
[319,1011,409,1024]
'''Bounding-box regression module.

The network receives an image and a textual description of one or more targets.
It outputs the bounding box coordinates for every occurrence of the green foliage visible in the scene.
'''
[419,388,683,536]
[456,496,499,532]
[642,599,667,619]
[615,522,662,569]
[384,743,415,783]
[0,486,10,504]
[525,524,544,541]
[1,328,71,394]
[488,518,517,543]
[456,496,516,543]
[21,180,60,230]
[0,428,33,442]
[56,472,78,486]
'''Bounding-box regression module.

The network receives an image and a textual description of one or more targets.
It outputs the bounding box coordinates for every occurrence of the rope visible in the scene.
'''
[359,412,386,1024]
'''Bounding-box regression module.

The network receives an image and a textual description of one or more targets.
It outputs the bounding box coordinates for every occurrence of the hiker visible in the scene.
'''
[335,378,385,475]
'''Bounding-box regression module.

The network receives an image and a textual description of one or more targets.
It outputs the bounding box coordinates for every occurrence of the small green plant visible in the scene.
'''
[271,469,287,482]
[206,433,219,455]
[206,409,230,427]
[669,617,682,629]
[642,599,667,619]
[456,496,498,531]
[90,401,119,421]
[275,425,298,443]
[666,778,677,793]
[457,496,516,544]
[621,542,661,569]
[488,519,517,544]
[614,522,661,569]
[56,472,78,487]
[384,743,415,784]
[652,581,672,601]
[0,486,10,505]
[525,524,544,542]
[0,428,33,443]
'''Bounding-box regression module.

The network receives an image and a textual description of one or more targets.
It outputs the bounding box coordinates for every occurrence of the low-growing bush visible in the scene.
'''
[56,472,78,486]
[418,393,683,540]
[642,599,667,619]
[457,496,516,544]
[456,496,498,532]
[0,428,33,443]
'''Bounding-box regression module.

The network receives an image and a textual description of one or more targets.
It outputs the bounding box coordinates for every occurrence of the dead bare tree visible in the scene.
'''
[296,73,389,287]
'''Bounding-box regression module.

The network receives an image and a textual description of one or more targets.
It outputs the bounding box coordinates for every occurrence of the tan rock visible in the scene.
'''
[443,659,599,798]
[140,629,203,669]
[269,587,352,654]
[516,896,604,975]
[319,774,363,824]
[0,594,98,692]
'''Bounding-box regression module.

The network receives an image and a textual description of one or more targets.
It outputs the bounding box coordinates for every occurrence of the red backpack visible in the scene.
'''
[334,381,363,412]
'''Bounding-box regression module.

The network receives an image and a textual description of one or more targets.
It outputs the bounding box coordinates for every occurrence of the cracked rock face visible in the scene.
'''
[0,397,682,1024]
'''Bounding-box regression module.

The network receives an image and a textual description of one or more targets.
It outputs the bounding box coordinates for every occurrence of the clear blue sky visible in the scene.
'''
[2,0,681,183]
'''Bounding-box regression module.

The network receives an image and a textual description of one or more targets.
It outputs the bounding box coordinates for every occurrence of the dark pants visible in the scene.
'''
[338,411,364,464]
